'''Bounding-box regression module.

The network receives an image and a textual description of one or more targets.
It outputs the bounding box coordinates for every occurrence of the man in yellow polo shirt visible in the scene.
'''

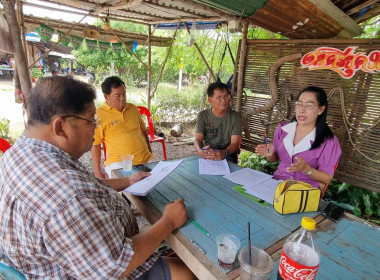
[91,76,154,178]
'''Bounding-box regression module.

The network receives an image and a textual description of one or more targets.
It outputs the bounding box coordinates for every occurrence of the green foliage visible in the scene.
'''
[247,26,288,39]
[143,83,203,124]
[153,28,240,84]
[356,15,380,39]
[238,151,279,175]
[31,68,43,79]
[325,180,380,222]
[0,118,10,138]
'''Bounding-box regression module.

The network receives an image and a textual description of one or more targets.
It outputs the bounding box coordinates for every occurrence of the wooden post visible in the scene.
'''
[147,24,152,109]
[184,22,216,81]
[236,21,248,113]
[19,2,30,69]
[150,22,181,100]
[3,0,32,103]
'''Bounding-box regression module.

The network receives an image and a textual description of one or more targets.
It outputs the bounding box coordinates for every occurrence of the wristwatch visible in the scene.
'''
[302,167,313,176]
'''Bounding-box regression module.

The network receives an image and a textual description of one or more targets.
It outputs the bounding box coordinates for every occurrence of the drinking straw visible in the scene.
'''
[248,221,251,263]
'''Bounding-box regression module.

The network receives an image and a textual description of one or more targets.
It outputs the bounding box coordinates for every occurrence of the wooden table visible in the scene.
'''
[114,156,322,279]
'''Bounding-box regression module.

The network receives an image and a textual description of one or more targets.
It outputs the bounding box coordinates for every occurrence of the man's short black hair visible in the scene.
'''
[28,76,96,125]
[207,82,229,97]
[101,76,125,95]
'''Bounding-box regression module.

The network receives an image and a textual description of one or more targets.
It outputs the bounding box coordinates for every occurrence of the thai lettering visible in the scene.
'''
[301,47,380,79]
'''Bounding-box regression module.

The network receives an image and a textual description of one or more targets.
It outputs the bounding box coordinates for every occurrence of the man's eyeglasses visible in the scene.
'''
[61,114,100,128]
[212,95,231,102]
[295,101,319,112]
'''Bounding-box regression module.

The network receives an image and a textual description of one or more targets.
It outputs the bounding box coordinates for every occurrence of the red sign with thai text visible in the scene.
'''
[301,46,380,79]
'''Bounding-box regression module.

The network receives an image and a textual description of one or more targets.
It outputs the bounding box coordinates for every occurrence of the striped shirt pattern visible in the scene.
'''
[0,136,158,279]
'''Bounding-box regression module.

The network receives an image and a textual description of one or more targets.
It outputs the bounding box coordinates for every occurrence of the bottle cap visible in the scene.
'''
[301,217,316,230]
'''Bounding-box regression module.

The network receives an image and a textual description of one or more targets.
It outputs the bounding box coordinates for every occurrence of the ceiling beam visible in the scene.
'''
[99,0,144,13]
[308,0,363,37]
[148,16,225,24]
[355,5,380,23]
[346,0,379,16]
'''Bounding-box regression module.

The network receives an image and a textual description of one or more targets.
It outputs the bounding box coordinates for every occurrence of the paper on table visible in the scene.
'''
[245,178,282,204]
[199,158,230,175]
[223,168,272,186]
[123,160,183,196]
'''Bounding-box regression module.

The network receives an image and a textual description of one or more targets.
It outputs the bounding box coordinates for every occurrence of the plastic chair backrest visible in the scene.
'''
[0,138,11,153]
[0,262,26,280]
[321,162,339,199]
[137,106,155,139]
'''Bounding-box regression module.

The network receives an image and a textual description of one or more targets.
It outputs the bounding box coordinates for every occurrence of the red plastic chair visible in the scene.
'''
[102,141,107,160]
[137,106,167,160]
[0,138,11,154]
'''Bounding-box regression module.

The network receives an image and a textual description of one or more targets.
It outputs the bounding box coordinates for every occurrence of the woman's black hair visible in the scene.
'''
[292,86,334,150]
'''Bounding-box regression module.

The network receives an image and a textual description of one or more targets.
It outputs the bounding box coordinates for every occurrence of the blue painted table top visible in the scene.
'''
[127,156,321,275]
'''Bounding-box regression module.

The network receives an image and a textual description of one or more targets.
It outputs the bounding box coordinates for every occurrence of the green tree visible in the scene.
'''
[357,15,380,38]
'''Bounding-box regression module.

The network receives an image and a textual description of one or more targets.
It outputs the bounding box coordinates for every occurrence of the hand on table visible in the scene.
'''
[162,198,187,231]
[128,171,151,185]
[199,146,226,161]
[286,157,310,173]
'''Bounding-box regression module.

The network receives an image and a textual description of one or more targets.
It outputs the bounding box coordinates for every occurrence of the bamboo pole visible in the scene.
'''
[3,0,32,103]
[149,17,226,25]
[236,21,248,113]
[230,40,241,109]
[147,24,152,109]
[150,22,181,100]
[28,13,89,69]
[108,27,152,74]
[184,22,216,81]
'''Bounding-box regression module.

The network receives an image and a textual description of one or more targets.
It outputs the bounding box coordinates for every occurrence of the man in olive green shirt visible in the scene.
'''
[194,82,242,163]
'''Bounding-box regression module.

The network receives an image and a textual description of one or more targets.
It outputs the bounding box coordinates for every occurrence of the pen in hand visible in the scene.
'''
[264,132,270,154]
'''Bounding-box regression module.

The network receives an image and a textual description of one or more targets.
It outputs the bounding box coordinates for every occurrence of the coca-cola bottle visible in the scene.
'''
[277,217,320,280]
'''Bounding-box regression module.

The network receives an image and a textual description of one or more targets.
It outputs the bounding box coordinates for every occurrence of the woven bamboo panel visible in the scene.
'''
[236,39,380,192]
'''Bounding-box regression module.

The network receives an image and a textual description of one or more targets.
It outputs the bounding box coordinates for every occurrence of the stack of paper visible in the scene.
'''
[223,168,282,204]
[123,160,182,196]
[199,158,230,175]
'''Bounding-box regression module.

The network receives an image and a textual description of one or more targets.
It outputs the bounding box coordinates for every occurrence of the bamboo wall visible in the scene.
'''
[237,39,380,192]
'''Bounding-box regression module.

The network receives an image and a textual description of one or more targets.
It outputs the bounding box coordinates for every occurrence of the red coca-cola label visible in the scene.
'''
[278,251,319,280]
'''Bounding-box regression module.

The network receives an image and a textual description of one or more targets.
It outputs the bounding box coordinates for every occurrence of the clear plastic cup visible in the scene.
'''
[121,154,134,172]
[238,246,274,280]
[215,234,241,269]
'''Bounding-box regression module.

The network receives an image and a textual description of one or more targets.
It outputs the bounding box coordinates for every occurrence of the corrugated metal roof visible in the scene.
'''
[16,0,380,39]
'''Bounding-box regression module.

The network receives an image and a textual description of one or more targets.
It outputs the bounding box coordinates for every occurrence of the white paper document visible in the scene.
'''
[245,178,282,204]
[123,160,183,196]
[223,168,272,186]
[199,158,230,175]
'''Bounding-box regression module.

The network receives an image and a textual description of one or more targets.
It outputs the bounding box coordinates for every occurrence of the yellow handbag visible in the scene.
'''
[273,180,321,215]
